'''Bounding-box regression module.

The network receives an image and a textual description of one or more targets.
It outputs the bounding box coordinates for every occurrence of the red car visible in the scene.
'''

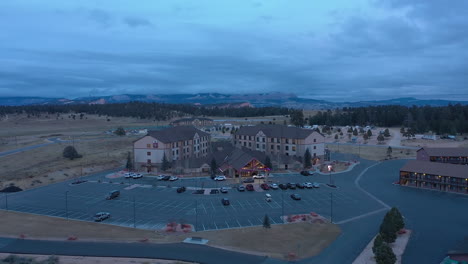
[245,184,255,191]
[260,183,270,190]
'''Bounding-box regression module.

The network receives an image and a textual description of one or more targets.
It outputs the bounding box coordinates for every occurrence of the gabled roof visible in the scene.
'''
[400,160,468,179]
[418,147,468,157]
[171,117,213,123]
[235,124,322,139]
[147,126,210,143]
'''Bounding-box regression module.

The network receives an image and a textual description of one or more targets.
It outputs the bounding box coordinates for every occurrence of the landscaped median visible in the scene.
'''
[0,210,340,261]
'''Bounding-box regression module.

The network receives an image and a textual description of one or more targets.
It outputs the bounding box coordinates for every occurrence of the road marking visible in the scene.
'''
[225,221,230,228]
[248,219,253,226]
[236,219,242,227]
[335,208,388,225]
[354,162,390,209]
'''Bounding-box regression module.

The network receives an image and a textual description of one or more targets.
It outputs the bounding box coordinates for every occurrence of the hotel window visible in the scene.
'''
[249,142,252,147]
[292,139,296,144]
[147,144,151,148]
[147,159,151,163]
[243,142,246,146]
[277,138,280,143]
[262,144,265,149]
[147,152,151,156]
[314,139,316,142]
[271,145,274,150]
[176,149,179,154]
[271,138,274,142]
[277,145,280,150]
[313,153,316,157]
[286,139,289,144]
[285,146,289,150]
[262,138,265,142]
[292,146,296,151]
[256,144,259,148]
[314,146,316,149]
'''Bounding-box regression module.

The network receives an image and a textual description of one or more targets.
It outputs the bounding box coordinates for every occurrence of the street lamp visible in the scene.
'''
[330,192,333,223]
[65,191,69,220]
[328,165,333,185]
[133,196,136,228]
[281,189,285,223]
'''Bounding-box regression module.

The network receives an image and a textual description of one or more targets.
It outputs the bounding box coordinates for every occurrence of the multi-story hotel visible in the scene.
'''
[233,124,325,159]
[399,148,468,194]
[133,126,210,172]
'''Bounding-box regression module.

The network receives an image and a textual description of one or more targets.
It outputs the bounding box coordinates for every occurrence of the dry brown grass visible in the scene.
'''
[326,144,417,161]
[0,210,340,261]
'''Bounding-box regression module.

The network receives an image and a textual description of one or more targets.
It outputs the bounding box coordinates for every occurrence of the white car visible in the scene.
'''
[214,176,226,181]
[312,182,320,188]
[124,172,133,178]
[304,182,313,188]
[169,176,179,181]
[269,183,278,189]
[156,175,165,180]
[253,174,265,179]
[132,173,143,179]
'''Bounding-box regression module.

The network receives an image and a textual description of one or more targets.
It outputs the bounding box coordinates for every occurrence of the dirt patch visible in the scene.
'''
[401,138,468,148]
[0,253,195,264]
[0,210,340,261]
[326,144,417,161]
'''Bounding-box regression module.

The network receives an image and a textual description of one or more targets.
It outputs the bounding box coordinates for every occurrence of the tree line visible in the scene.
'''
[306,104,468,134]
[0,102,297,120]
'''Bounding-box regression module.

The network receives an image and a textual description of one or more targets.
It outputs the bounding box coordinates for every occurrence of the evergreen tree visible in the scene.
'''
[379,210,397,243]
[390,207,405,231]
[114,127,126,136]
[264,156,272,170]
[363,133,369,141]
[290,110,305,127]
[63,146,82,160]
[387,146,392,157]
[263,214,271,229]
[353,128,358,136]
[210,158,218,176]
[377,134,385,144]
[334,134,339,140]
[161,153,170,172]
[384,128,391,137]
[367,129,372,137]
[125,151,134,171]
[375,243,397,264]
[304,149,312,168]
[372,234,384,254]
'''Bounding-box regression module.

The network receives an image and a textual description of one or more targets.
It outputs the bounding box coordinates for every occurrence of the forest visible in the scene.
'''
[307,104,468,134]
[0,101,295,120]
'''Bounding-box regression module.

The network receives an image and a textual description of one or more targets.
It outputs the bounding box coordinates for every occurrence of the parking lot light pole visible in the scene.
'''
[133,196,136,229]
[281,190,284,223]
[5,193,8,211]
[195,200,198,232]
[330,192,333,223]
[328,165,333,185]
[65,191,69,220]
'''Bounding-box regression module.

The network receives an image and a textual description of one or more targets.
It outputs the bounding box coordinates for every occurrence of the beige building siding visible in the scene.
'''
[302,132,325,158]
[134,136,170,166]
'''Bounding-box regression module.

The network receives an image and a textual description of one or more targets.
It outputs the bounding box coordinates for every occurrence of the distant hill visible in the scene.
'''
[1,93,467,109]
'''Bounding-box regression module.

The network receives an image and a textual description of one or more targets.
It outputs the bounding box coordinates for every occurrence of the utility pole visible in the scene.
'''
[281,190,284,223]
[65,191,69,220]
[330,192,333,223]
[133,196,136,228]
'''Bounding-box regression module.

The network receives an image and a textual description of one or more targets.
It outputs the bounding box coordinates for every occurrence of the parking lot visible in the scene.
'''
[0,159,385,232]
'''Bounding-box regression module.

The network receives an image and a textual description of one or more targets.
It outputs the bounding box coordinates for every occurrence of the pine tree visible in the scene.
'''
[353,128,358,136]
[387,146,392,158]
[367,129,372,137]
[384,128,391,137]
[304,149,312,168]
[126,151,133,171]
[377,134,385,144]
[210,158,217,177]
[380,210,397,243]
[390,207,405,231]
[263,214,271,229]
[161,153,170,172]
[264,156,272,170]
[63,146,82,160]
[375,243,396,264]
[372,234,384,254]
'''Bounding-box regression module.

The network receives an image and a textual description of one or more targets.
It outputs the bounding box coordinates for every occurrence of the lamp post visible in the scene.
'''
[133,196,136,228]
[5,193,8,211]
[281,189,285,223]
[330,192,333,223]
[328,165,333,185]
[65,191,69,220]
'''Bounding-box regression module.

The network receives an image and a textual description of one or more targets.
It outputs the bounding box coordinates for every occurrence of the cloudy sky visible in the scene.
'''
[1,0,467,102]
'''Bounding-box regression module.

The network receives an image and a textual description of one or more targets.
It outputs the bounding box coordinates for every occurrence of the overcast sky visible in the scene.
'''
[1,0,467,102]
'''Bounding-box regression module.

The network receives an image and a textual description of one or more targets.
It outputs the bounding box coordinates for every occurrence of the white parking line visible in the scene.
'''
[225,221,230,228]
[236,219,242,227]
[248,219,253,226]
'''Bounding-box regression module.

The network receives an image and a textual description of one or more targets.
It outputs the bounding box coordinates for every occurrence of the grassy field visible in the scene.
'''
[0,210,340,260]
[326,144,417,161]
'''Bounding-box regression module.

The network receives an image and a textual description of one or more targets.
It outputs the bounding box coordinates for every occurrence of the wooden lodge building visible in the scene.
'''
[399,148,468,195]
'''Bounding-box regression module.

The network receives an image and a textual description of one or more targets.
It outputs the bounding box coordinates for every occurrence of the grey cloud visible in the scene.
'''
[123,17,153,28]
[87,9,112,27]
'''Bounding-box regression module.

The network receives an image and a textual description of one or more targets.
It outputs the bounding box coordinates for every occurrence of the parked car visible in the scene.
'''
[221,198,230,206]
[105,190,120,200]
[210,189,220,194]
[253,174,265,179]
[304,182,313,188]
[279,183,288,190]
[296,183,305,189]
[290,194,302,200]
[300,171,314,176]
[312,182,320,188]
[260,183,270,190]
[193,189,205,194]
[124,172,133,178]
[243,178,254,183]
[162,175,171,181]
[94,212,111,222]
[214,175,226,181]
[132,173,143,179]
[156,175,165,180]
[245,184,254,191]
[265,193,272,202]
[270,183,279,190]
[287,183,297,189]
[220,187,228,193]
[237,185,246,192]
[169,176,179,181]
[176,186,186,193]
